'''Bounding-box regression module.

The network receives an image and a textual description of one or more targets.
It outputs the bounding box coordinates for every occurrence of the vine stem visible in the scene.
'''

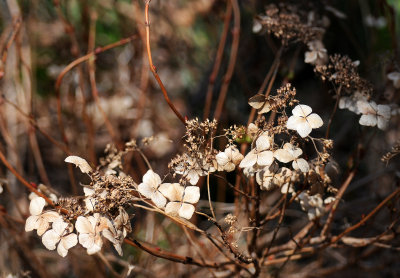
[144,0,186,125]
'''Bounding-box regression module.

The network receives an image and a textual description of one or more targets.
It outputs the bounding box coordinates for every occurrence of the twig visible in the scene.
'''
[203,1,233,120]
[213,0,240,122]
[144,0,186,125]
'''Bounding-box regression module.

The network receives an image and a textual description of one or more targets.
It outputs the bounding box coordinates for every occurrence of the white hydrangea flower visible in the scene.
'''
[75,213,109,255]
[138,170,169,208]
[256,163,292,191]
[357,101,391,130]
[216,146,244,172]
[287,104,323,138]
[387,72,400,88]
[274,143,309,173]
[175,156,206,185]
[65,156,93,174]
[338,92,368,114]
[162,183,200,220]
[298,192,324,220]
[25,197,61,236]
[247,123,259,139]
[102,218,123,256]
[239,132,274,169]
[41,218,78,257]
[365,15,386,28]
[304,40,328,66]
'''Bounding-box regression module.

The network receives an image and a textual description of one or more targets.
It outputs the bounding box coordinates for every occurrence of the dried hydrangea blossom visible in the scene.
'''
[215,146,244,172]
[25,197,61,236]
[138,170,169,208]
[162,183,200,219]
[338,92,368,114]
[65,156,93,174]
[248,94,272,114]
[41,218,78,257]
[172,154,207,185]
[297,192,324,220]
[274,143,309,173]
[102,218,124,256]
[387,72,400,88]
[256,163,278,190]
[239,132,274,169]
[287,104,323,137]
[304,40,328,66]
[75,213,110,255]
[357,101,391,130]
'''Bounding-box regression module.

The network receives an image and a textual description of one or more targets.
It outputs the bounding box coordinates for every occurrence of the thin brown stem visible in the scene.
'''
[203,1,233,120]
[144,0,186,125]
[213,0,240,122]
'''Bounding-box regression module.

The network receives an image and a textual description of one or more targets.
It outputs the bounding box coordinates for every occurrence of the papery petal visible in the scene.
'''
[305,51,317,64]
[183,186,200,204]
[292,105,312,117]
[224,162,236,172]
[296,121,312,138]
[52,219,68,236]
[257,151,274,166]
[230,149,244,165]
[165,202,181,216]
[75,216,94,234]
[37,221,51,236]
[83,187,95,196]
[216,152,229,167]
[151,191,167,208]
[239,150,257,168]
[142,170,161,188]
[187,171,200,185]
[359,114,377,127]
[378,105,391,119]
[79,233,95,249]
[162,183,183,202]
[25,216,39,232]
[377,116,389,130]
[86,241,102,255]
[274,149,293,163]
[293,159,309,173]
[65,156,92,173]
[179,203,195,219]
[286,115,303,130]
[42,230,60,250]
[29,197,46,216]
[258,102,271,114]
[306,113,323,128]
[138,183,154,199]
[248,94,265,109]
[60,233,78,250]
[256,132,271,150]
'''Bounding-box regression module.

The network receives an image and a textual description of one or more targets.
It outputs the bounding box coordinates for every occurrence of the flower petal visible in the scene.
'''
[29,197,46,216]
[274,149,293,163]
[293,159,309,173]
[138,183,154,199]
[165,202,181,216]
[306,113,323,129]
[296,121,312,138]
[183,186,200,204]
[257,151,274,166]
[75,216,93,234]
[292,105,312,117]
[239,150,257,168]
[359,114,377,127]
[65,156,92,173]
[142,170,161,188]
[151,191,167,208]
[42,230,60,250]
[179,203,195,219]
